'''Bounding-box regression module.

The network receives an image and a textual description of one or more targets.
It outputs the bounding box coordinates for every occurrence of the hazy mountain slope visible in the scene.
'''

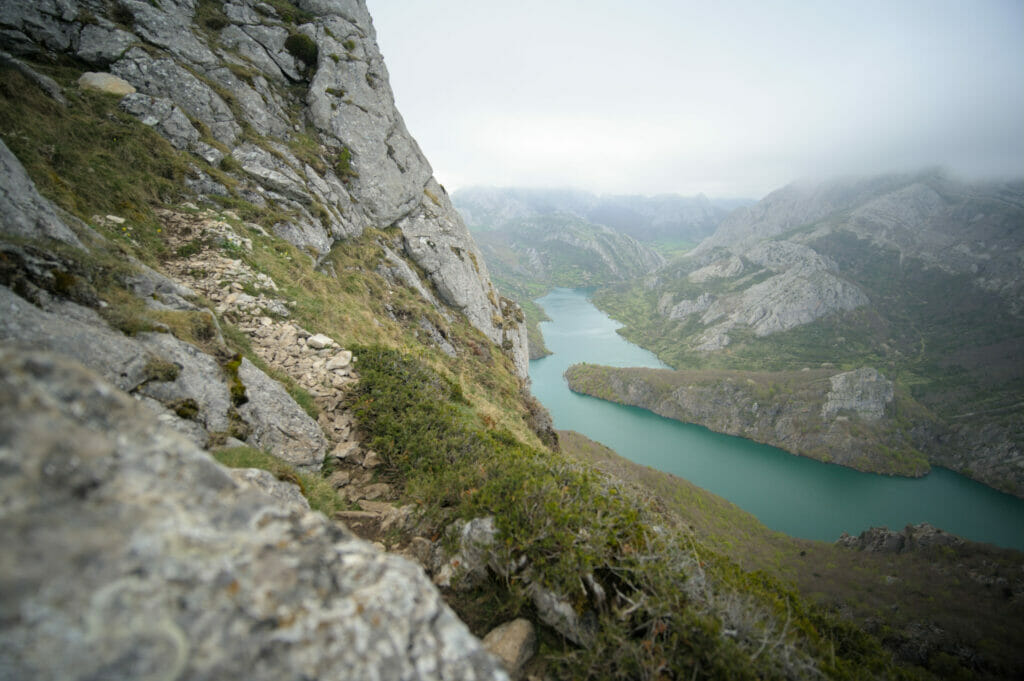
[454,188,720,357]
[455,186,747,244]
[593,171,1024,495]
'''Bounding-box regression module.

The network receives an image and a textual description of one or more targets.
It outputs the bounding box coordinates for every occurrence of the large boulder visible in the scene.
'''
[0,348,507,681]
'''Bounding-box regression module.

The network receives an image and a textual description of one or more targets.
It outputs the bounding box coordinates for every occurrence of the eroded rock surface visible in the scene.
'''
[0,349,507,681]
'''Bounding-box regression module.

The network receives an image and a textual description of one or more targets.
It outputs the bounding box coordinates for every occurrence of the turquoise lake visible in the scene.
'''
[529,288,1024,550]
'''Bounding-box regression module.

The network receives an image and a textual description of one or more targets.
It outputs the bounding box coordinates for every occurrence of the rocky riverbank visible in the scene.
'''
[564,363,931,476]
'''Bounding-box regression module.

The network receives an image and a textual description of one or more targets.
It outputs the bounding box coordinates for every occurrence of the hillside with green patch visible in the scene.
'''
[593,173,1024,496]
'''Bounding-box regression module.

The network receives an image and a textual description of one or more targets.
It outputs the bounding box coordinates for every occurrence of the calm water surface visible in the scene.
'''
[530,288,1024,550]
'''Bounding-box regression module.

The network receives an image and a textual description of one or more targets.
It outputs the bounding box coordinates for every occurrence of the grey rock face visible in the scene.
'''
[0,280,325,467]
[111,48,241,145]
[0,348,508,681]
[119,92,199,149]
[0,139,82,247]
[0,285,154,393]
[821,367,894,422]
[0,0,530,376]
[237,357,327,470]
[694,268,869,345]
[837,523,964,554]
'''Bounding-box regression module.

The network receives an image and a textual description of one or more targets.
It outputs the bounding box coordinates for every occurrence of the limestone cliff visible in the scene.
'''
[0,0,528,377]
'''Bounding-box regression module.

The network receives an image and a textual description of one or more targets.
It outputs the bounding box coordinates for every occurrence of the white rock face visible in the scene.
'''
[693,268,868,343]
[688,255,744,282]
[821,367,894,421]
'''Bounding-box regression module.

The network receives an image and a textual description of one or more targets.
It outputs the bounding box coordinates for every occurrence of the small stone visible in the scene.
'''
[335,510,382,537]
[331,441,361,463]
[361,450,382,469]
[326,350,353,371]
[406,537,434,568]
[360,482,392,501]
[306,333,334,349]
[104,214,126,225]
[327,469,351,489]
[482,619,536,680]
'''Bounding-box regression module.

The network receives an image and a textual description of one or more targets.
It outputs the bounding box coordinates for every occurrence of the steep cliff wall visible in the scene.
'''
[0,0,528,377]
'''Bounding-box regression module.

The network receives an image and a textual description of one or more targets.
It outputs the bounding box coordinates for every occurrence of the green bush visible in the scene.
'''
[285,33,318,68]
[335,146,357,180]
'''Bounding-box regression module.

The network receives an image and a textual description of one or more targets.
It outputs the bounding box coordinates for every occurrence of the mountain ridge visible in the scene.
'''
[592,170,1024,496]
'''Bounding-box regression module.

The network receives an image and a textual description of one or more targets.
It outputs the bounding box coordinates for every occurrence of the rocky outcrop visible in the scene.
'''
[821,367,894,422]
[0,348,507,681]
[0,140,83,247]
[0,280,327,468]
[0,0,528,378]
[564,364,929,476]
[837,523,965,554]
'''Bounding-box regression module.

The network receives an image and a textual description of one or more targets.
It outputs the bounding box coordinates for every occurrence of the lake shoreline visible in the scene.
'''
[530,287,1024,551]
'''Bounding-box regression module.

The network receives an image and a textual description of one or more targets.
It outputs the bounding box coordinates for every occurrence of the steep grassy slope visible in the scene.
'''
[560,431,1024,680]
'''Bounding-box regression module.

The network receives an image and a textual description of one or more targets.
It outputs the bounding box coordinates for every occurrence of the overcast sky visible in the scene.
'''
[369,0,1024,199]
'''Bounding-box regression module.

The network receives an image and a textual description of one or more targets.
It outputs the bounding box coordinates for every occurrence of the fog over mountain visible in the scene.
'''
[372,0,1024,198]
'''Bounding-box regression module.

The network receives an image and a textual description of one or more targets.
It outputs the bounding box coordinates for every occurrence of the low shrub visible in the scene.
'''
[285,33,318,69]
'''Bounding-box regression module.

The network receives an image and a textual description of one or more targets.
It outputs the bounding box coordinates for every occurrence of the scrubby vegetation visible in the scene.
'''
[561,431,1024,680]
[345,345,934,679]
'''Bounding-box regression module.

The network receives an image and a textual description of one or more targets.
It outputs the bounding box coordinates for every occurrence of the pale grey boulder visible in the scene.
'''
[482,619,537,680]
[0,348,508,681]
